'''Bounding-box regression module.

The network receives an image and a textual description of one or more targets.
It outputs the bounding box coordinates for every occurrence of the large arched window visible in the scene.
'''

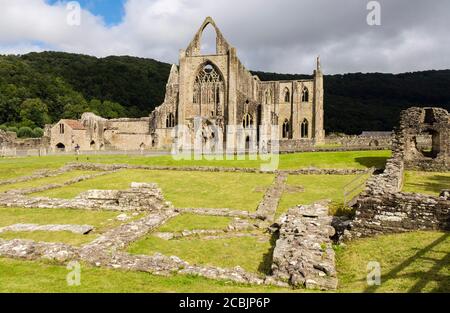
[302,87,309,102]
[193,63,224,113]
[284,87,290,103]
[282,119,290,139]
[166,113,175,128]
[242,113,254,129]
[301,119,309,138]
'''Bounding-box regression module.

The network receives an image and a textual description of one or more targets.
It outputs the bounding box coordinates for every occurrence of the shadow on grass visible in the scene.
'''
[405,175,450,194]
[354,157,389,169]
[364,232,450,293]
[258,232,278,275]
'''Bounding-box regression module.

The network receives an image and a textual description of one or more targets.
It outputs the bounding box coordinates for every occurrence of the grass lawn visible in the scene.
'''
[0,207,139,232]
[128,234,274,275]
[0,170,98,193]
[0,150,390,172]
[158,214,233,232]
[34,170,274,212]
[0,258,293,293]
[337,231,450,293]
[402,171,450,196]
[0,231,96,246]
[277,174,369,217]
[0,231,446,292]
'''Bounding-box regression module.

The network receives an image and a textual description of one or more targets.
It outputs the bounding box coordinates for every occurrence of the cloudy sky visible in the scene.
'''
[0,0,449,74]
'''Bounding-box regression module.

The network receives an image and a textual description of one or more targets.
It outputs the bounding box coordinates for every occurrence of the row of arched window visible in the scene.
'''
[264,87,309,104]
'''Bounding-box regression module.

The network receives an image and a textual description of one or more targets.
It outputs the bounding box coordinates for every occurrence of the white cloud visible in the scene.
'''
[0,0,449,74]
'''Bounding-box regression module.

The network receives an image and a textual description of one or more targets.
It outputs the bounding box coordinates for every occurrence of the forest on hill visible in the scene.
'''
[0,51,449,137]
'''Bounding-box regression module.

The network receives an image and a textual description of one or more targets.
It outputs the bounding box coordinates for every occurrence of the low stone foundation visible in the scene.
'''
[271,203,338,290]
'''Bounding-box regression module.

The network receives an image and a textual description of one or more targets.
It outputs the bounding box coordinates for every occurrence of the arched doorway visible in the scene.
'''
[56,143,65,151]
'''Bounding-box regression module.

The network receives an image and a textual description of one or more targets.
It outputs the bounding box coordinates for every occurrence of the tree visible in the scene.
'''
[17,126,34,138]
[32,127,44,138]
[19,98,51,128]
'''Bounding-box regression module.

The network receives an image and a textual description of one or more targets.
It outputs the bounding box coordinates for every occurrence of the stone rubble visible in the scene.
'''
[255,172,287,222]
[0,223,94,235]
[0,239,78,262]
[270,203,338,290]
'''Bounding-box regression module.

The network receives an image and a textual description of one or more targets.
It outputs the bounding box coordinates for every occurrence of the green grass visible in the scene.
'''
[0,231,96,246]
[159,214,233,232]
[0,170,98,193]
[34,170,274,212]
[402,171,450,196]
[0,258,293,293]
[0,207,137,232]
[277,174,369,217]
[128,234,273,274]
[0,231,447,292]
[337,231,450,293]
[0,150,390,172]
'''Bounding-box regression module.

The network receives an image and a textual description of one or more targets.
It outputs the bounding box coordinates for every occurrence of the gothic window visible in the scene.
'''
[282,119,290,138]
[265,90,272,105]
[242,113,254,129]
[284,88,290,103]
[193,63,224,110]
[302,87,309,102]
[166,113,175,128]
[301,119,309,138]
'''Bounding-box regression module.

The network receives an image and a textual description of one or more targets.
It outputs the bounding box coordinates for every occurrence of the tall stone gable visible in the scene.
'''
[154,16,326,150]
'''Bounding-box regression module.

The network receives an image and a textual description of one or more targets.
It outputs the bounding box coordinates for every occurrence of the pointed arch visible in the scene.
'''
[200,23,217,55]
[282,119,290,139]
[193,61,224,112]
[301,119,309,138]
[242,113,254,129]
[166,113,175,128]
[302,86,309,102]
[265,89,272,105]
[283,87,290,103]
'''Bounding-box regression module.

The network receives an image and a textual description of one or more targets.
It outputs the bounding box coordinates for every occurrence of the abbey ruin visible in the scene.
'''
[44,17,324,152]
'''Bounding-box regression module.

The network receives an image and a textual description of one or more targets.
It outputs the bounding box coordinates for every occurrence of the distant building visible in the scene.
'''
[46,113,152,152]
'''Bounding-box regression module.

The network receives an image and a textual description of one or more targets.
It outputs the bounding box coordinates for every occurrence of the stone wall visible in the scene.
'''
[352,107,450,237]
[271,203,338,290]
[353,192,450,237]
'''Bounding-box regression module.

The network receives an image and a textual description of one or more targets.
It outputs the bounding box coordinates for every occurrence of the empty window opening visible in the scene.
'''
[242,113,254,129]
[301,119,309,138]
[302,87,309,102]
[200,23,217,55]
[282,119,290,139]
[284,88,290,103]
[166,113,175,128]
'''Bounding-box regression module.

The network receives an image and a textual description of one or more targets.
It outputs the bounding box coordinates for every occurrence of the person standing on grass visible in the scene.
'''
[75,144,80,155]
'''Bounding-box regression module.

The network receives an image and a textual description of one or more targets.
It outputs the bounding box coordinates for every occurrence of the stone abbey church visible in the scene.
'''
[48,17,324,152]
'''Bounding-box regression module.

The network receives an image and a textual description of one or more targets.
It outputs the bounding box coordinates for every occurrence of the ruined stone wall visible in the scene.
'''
[324,134,392,148]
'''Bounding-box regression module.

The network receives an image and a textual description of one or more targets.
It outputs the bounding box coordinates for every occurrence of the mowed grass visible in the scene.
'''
[34,170,274,212]
[159,214,233,232]
[128,234,273,274]
[0,170,98,193]
[277,174,369,217]
[337,231,450,293]
[0,231,447,292]
[0,259,293,293]
[402,171,450,196]
[0,207,144,246]
[0,207,137,232]
[0,231,96,246]
[0,150,390,173]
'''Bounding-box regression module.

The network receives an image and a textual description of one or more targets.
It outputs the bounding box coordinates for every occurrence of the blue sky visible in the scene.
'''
[47,0,126,25]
